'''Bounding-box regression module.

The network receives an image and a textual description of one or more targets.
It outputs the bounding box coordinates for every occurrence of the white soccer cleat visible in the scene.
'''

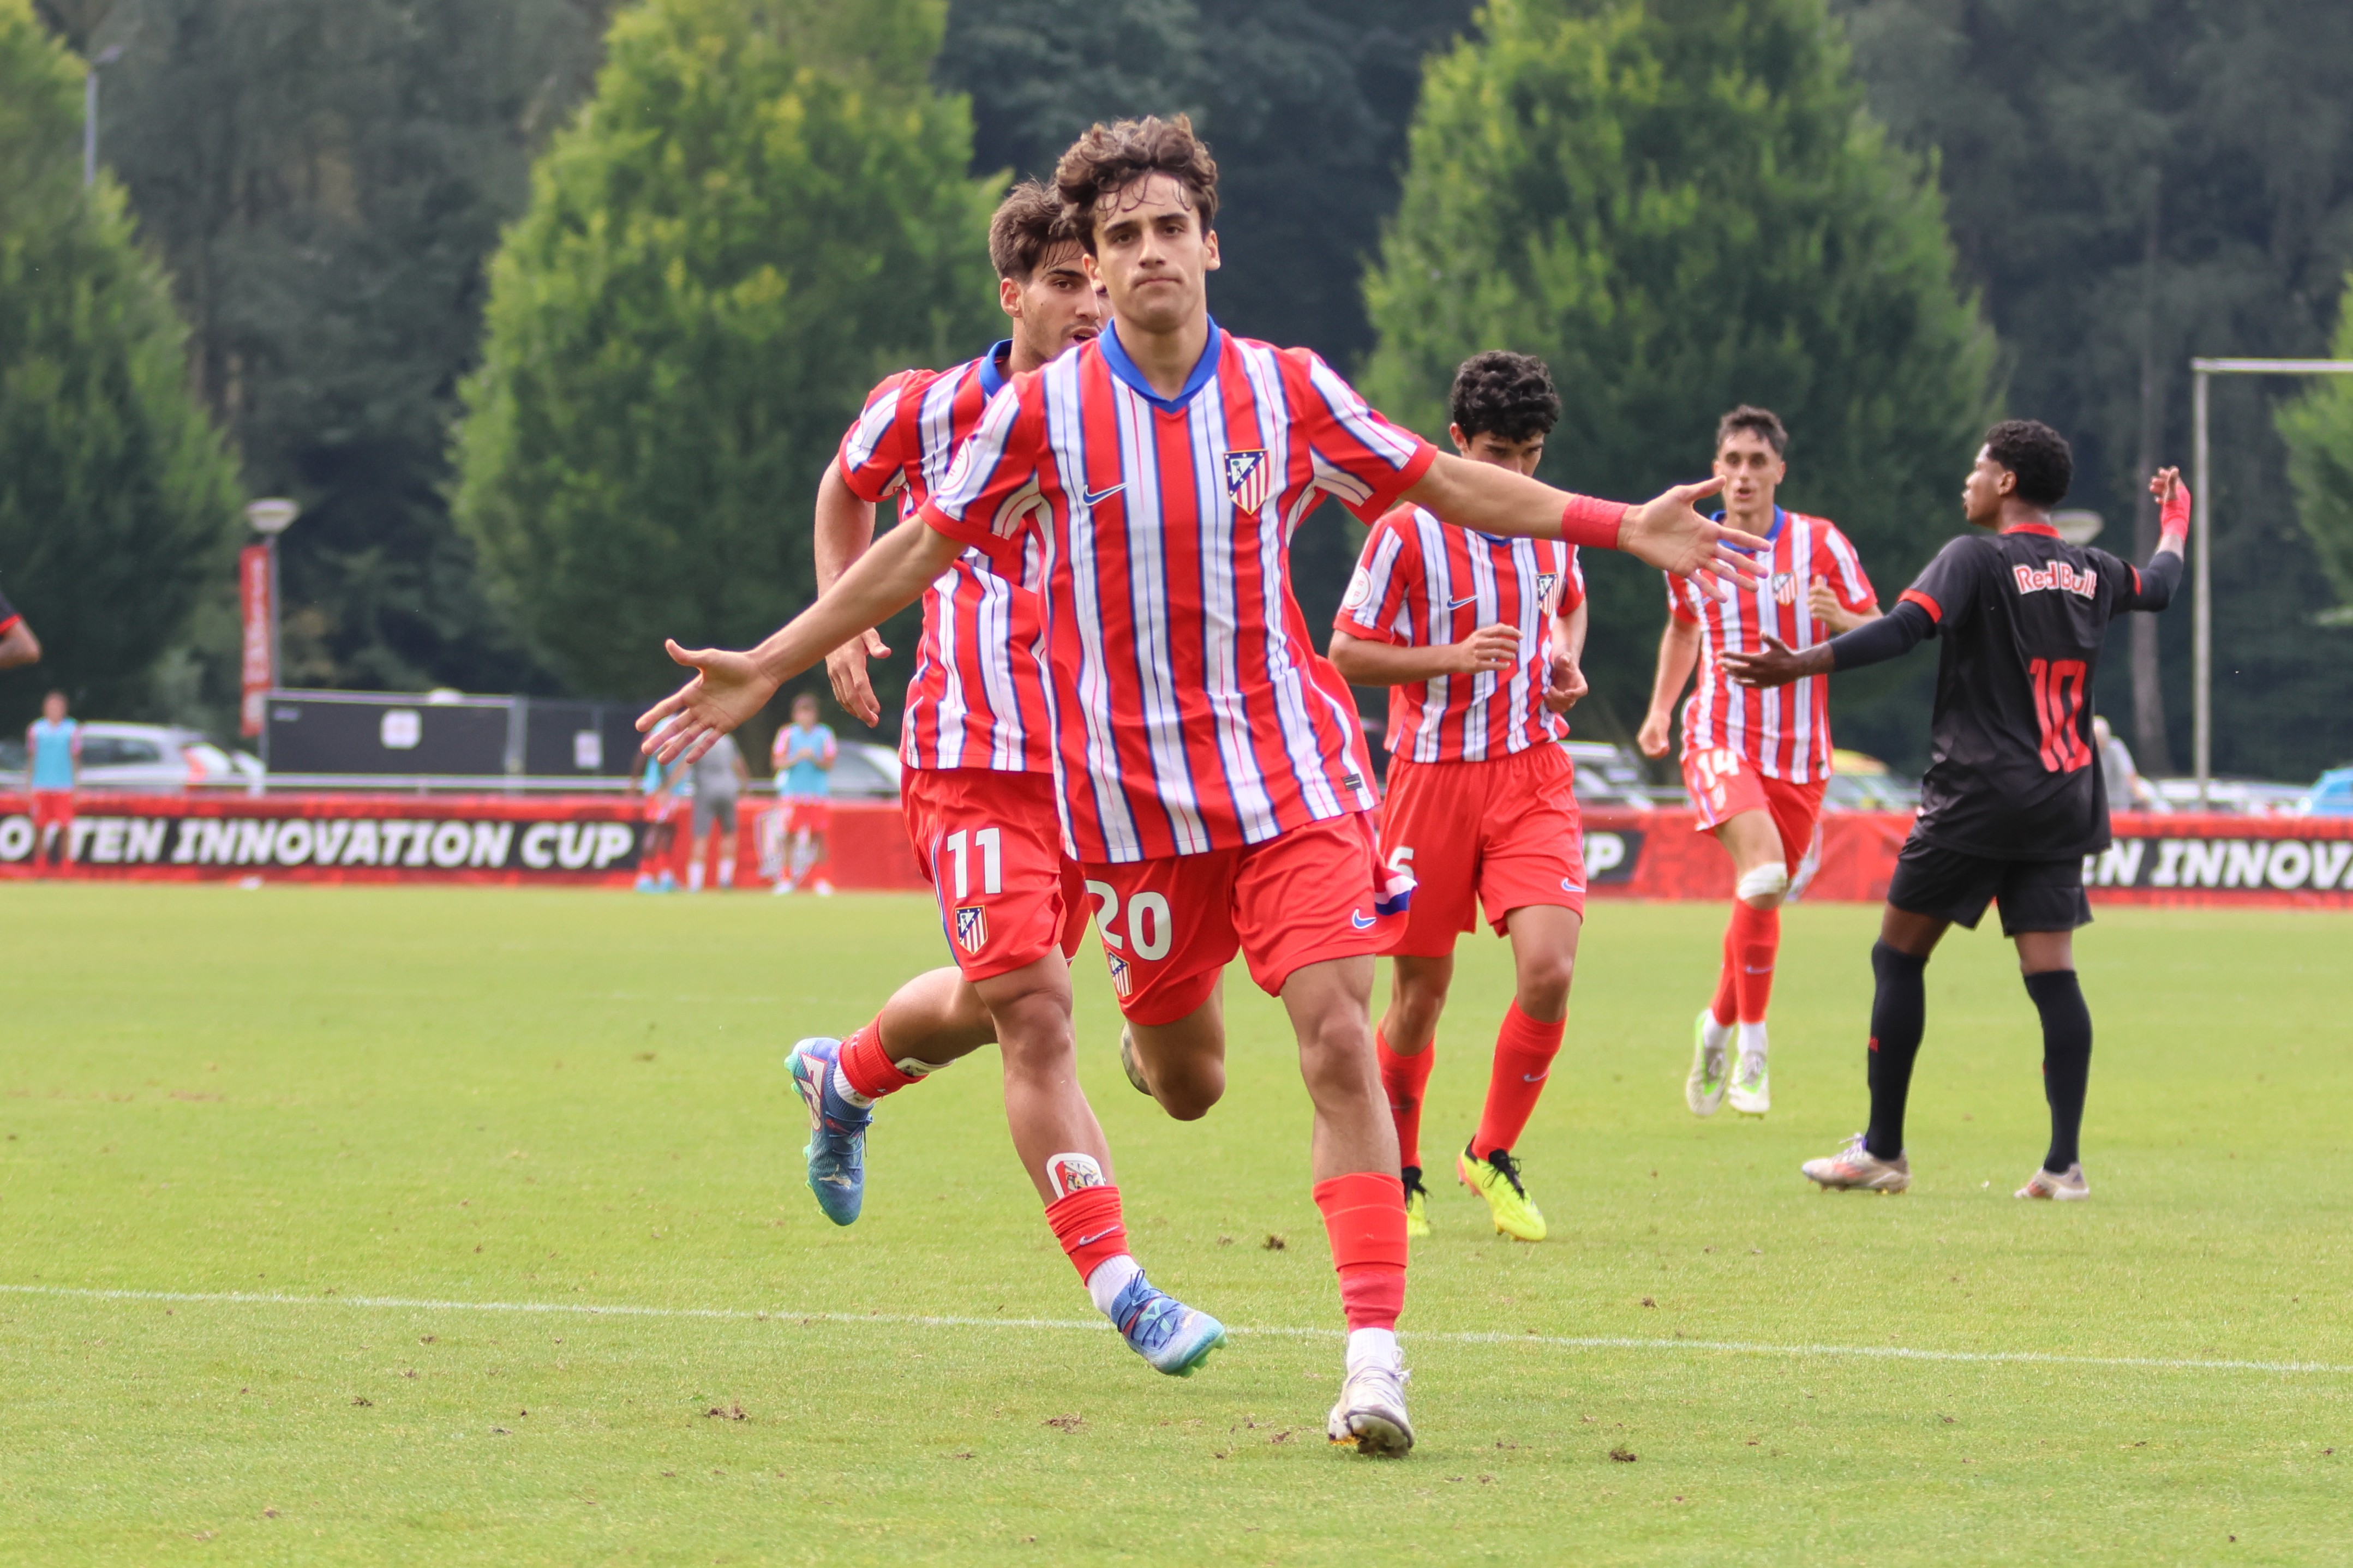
[1801,1131,1911,1193]
[1326,1351,1414,1457]
[1726,1051,1770,1116]
[2015,1163,2090,1201]
[1685,1010,1729,1117]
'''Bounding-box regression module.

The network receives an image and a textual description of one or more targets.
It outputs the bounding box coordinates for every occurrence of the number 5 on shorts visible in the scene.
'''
[1086,880,1173,961]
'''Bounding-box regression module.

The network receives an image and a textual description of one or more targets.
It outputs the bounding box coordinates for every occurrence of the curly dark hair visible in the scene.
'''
[1054,115,1219,253]
[1447,352,1560,443]
[1716,405,1788,456]
[988,180,1083,284]
[1983,419,2073,506]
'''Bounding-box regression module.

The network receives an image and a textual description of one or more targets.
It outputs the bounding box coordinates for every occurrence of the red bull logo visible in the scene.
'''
[2012,560,2097,599]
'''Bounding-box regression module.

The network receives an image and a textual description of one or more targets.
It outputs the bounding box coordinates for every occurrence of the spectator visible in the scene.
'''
[769,691,836,895]
[2093,715,2159,813]
[26,691,78,871]
[684,730,749,892]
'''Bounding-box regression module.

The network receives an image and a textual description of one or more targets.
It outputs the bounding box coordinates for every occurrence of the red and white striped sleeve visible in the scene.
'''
[1333,509,1423,646]
[918,380,1047,564]
[1816,521,1876,614]
[1289,352,1438,522]
[1557,544,1586,613]
[834,370,932,504]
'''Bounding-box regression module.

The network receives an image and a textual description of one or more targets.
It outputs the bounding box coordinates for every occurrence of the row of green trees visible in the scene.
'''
[9,0,2353,776]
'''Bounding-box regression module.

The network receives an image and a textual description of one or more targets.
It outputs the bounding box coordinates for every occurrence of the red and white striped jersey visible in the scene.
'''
[1668,507,1875,782]
[920,320,1438,863]
[1335,506,1585,763]
[836,344,1053,773]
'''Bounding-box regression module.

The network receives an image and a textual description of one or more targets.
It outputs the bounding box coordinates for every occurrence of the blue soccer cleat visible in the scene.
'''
[1106,1272,1227,1377]
[786,1037,870,1226]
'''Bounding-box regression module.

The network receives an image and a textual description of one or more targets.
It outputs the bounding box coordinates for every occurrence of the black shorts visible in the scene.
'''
[1887,837,2090,936]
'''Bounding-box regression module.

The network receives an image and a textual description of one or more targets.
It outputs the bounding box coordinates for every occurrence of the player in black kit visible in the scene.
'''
[1722,420,2186,1201]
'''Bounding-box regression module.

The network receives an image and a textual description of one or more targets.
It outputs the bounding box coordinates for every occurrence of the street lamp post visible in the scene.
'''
[244,499,300,773]
[82,44,126,189]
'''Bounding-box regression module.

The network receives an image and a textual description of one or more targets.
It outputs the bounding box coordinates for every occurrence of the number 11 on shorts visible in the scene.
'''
[945,827,1002,898]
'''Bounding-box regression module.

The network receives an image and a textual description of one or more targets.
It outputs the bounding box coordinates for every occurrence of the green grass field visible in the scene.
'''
[2,884,2346,1565]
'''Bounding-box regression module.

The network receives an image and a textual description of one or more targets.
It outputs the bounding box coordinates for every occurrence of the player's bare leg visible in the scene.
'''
[1696,808,1786,1115]
[1376,954,1451,1236]
[1458,905,1577,1241]
[1119,981,1228,1120]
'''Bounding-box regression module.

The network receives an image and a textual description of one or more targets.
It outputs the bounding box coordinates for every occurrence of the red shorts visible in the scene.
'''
[1378,744,1585,956]
[777,798,832,836]
[1681,747,1825,867]
[1082,812,1386,1025]
[902,767,1088,983]
[30,791,74,832]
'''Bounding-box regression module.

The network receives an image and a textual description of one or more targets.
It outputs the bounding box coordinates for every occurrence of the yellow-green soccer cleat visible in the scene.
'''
[1686,1008,1729,1117]
[1457,1144,1546,1241]
[1402,1166,1431,1239]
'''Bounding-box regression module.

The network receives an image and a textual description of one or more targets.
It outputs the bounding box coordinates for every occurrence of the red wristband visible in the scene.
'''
[1559,494,1628,550]
[2158,481,2192,540]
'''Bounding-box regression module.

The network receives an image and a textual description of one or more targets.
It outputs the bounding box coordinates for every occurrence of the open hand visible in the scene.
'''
[826,628,891,728]
[1620,477,1767,597]
[1720,634,1816,689]
[637,640,779,765]
[1447,623,1522,675]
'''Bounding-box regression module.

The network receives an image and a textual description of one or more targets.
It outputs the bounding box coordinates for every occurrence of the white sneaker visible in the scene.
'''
[773,880,795,896]
[813,880,835,897]
[1326,1353,1414,1456]
[1800,1131,1910,1193]
[1685,1009,1729,1117]
[2015,1163,2090,1201]
[1726,1051,1770,1116]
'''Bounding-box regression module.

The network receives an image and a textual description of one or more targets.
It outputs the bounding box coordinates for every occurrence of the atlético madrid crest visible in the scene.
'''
[1225,450,1271,514]
[954,904,987,955]
[1106,953,1133,999]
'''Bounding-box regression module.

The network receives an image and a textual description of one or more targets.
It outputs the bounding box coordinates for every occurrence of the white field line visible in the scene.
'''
[4,1283,2346,1378]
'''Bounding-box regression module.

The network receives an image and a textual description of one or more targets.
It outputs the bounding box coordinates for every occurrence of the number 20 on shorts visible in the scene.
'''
[1086,881,1173,960]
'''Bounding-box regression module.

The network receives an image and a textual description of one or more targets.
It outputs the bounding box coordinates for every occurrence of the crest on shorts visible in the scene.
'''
[954,904,987,955]
[1225,450,1271,514]
[1106,953,1133,999]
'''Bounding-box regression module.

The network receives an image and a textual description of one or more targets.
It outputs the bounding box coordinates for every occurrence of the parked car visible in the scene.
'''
[819,740,902,800]
[1821,748,1921,813]
[0,722,262,792]
[2149,776,2309,815]
[2297,767,2353,816]
[1563,740,1680,810]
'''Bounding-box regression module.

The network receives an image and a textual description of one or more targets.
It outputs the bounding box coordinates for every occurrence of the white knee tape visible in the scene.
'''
[1737,862,1789,903]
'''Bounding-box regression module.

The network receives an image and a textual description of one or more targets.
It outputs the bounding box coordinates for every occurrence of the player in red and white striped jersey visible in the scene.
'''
[776,184,1228,1379]
[1330,352,1591,1246]
[1638,407,1881,1119]
[640,117,1768,1453]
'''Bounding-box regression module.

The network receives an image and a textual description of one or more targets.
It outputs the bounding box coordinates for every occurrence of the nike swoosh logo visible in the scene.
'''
[1074,1227,1121,1247]
[1350,911,1376,930]
[1446,594,1478,610]
[1521,1071,1550,1083]
[1081,483,1125,507]
[1743,965,1774,975]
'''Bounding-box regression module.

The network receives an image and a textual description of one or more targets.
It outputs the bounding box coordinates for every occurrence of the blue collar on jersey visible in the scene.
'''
[977,339,1012,399]
[1710,505,1786,551]
[1098,316,1225,413]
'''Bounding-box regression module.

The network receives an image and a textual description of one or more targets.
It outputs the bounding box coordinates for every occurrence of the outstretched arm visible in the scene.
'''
[1722,599,1935,688]
[1400,455,1764,593]
[638,520,962,765]
[812,460,895,726]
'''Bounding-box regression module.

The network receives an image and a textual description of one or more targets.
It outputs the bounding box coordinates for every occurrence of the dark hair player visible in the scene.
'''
[1722,420,2188,1201]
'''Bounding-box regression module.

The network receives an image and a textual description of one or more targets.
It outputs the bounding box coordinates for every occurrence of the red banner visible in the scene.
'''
[5,792,2347,906]
[238,544,272,738]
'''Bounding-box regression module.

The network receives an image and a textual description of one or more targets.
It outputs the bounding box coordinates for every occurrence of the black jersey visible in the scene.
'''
[1893,523,2177,858]
[0,585,17,636]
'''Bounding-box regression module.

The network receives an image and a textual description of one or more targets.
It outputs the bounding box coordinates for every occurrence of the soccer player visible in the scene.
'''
[642,116,1764,1453]
[1327,351,1590,1244]
[1637,407,1879,1119]
[1723,423,2187,1201]
[769,692,836,894]
[26,690,79,872]
[632,718,682,894]
[0,585,39,669]
[776,182,1228,1380]
[682,728,747,892]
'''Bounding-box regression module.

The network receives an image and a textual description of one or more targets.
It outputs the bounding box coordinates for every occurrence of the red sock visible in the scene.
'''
[1731,901,1781,1024]
[1471,1001,1565,1160]
[1314,1172,1407,1331]
[1044,1185,1128,1283]
[1710,918,1739,1028]
[1375,1032,1435,1170]
[837,1014,920,1101]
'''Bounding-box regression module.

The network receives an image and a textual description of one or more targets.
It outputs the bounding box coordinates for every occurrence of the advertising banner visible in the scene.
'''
[238,544,272,738]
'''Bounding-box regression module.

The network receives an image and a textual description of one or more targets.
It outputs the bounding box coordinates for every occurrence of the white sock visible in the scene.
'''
[1086,1254,1143,1318]
[1346,1326,1400,1373]
[1737,1020,1769,1063]
[716,859,734,887]
[1702,1013,1734,1053]
[687,860,705,892]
